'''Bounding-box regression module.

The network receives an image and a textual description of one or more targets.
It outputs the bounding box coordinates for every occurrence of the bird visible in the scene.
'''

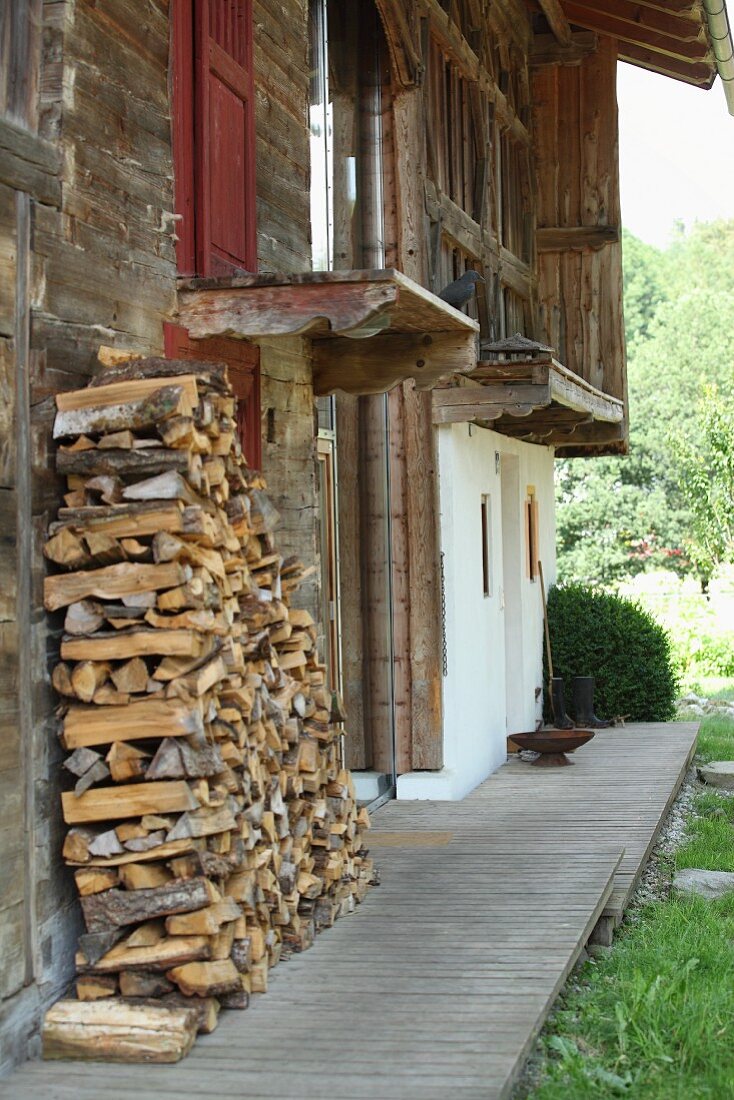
[438,269,485,309]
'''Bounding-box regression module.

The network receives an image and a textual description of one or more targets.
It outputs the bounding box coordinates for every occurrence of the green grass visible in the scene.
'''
[676,814,734,872]
[525,898,734,1100]
[524,712,734,1100]
[697,714,734,763]
[686,676,734,702]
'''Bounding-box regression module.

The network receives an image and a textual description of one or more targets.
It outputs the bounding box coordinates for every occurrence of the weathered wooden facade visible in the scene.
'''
[0,0,730,1072]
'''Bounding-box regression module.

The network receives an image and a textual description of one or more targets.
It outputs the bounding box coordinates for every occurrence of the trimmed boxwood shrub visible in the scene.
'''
[545,584,679,723]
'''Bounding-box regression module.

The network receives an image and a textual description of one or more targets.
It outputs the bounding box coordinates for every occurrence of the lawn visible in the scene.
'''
[522,710,734,1100]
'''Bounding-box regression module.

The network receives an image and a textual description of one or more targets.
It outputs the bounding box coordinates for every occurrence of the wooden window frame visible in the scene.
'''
[171,0,257,277]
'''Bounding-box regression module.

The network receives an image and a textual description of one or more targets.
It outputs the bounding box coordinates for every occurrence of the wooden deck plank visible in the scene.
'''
[0,722,696,1100]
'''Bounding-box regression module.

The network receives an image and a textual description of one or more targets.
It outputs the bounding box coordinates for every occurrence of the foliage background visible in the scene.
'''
[556,221,734,588]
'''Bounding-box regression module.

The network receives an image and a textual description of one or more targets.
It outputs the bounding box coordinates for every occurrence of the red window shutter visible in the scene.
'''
[194,0,257,275]
[171,0,257,277]
[163,323,262,470]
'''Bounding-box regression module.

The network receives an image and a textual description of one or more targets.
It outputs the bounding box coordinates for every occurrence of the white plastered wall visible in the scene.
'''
[397,423,556,800]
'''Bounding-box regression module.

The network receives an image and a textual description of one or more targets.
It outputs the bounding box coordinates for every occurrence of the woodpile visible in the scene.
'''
[42,357,375,1063]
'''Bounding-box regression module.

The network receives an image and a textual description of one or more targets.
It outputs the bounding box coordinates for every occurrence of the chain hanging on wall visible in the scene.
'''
[440,551,448,677]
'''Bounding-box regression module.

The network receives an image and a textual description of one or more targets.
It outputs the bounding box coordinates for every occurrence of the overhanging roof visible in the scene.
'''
[535,0,726,90]
[432,353,624,449]
[177,270,479,397]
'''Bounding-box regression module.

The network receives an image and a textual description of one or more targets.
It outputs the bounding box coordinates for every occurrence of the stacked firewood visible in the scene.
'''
[41,358,374,1062]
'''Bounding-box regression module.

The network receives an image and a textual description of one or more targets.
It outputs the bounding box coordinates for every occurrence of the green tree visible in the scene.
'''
[556,220,734,587]
[673,384,734,581]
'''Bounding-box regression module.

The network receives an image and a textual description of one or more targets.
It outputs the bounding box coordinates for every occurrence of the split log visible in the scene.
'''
[70,661,110,703]
[76,975,118,1001]
[57,448,190,479]
[80,878,214,933]
[51,502,185,540]
[167,959,241,997]
[110,658,150,694]
[42,999,199,1064]
[65,600,105,635]
[61,629,207,662]
[56,375,199,414]
[85,475,123,504]
[165,899,240,936]
[62,697,205,750]
[86,935,211,974]
[52,662,76,698]
[145,739,225,781]
[118,971,175,998]
[106,742,150,782]
[122,471,199,504]
[45,562,190,612]
[61,781,199,825]
[118,863,172,891]
[44,528,90,568]
[53,385,190,440]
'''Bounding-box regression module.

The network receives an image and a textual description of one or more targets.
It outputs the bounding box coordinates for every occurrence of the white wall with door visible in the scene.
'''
[397,423,556,800]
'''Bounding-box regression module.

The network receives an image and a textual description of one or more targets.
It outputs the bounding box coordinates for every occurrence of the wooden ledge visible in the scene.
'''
[177,270,479,396]
[432,354,625,447]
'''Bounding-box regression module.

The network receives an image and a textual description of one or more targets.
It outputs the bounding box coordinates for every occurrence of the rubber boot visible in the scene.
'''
[550,677,574,729]
[572,676,611,728]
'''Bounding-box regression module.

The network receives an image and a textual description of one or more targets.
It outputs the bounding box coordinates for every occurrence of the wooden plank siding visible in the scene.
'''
[531,36,628,453]
[0,722,697,1099]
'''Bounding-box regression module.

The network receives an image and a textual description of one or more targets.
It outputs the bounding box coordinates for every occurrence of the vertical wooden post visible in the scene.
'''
[393,83,444,771]
[388,386,412,774]
[15,189,36,985]
[360,394,394,776]
[336,394,368,769]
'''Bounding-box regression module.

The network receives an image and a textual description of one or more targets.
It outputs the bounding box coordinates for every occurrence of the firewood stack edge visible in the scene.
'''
[40,357,375,1063]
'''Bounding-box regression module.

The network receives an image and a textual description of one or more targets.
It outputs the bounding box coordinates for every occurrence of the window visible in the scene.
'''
[163,323,261,470]
[481,494,492,597]
[172,0,257,276]
[525,488,539,581]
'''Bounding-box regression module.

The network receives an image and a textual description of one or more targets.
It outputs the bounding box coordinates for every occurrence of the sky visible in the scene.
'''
[617,62,734,249]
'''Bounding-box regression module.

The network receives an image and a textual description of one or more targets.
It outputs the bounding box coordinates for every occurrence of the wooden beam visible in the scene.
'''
[567,0,706,45]
[618,42,716,86]
[312,331,477,396]
[561,2,712,65]
[554,420,627,451]
[531,31,598,67]
[393,83,444,773]
[374,0,421,87]
[539,0,572,46]
[536,225,620,251]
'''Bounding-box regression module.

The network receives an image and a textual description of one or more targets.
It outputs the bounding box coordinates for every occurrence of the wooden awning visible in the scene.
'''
[177,270,479,397]
[533,1,719,89]
[431,352,624,450]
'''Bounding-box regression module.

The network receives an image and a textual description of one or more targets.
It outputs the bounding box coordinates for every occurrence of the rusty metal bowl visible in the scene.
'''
[509,728,595,767]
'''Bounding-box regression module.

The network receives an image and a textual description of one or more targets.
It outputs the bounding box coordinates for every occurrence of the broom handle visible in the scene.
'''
[538,560,554,683]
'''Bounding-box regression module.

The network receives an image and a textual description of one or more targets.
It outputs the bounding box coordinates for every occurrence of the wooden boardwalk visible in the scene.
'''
[0,722,697,1100]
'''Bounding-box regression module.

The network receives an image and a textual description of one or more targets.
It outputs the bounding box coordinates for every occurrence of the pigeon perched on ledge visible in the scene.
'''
[438,269,485,309]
